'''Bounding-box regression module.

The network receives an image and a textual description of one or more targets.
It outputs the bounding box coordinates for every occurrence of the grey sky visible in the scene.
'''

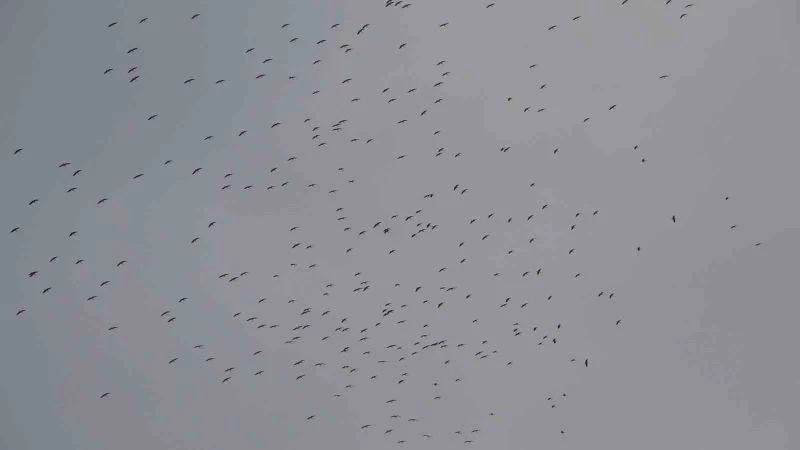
[1,0,798,449]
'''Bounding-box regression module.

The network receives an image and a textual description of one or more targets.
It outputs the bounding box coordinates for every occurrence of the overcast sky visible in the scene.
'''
[1,0,798,449]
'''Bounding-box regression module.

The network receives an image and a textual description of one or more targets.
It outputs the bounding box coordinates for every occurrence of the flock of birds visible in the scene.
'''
[5,0,762,447]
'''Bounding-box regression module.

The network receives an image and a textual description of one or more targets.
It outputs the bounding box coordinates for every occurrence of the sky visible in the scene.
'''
[1,0,798,449]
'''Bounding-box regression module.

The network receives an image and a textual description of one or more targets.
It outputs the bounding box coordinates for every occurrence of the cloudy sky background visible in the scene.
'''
[1,0,798,449]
